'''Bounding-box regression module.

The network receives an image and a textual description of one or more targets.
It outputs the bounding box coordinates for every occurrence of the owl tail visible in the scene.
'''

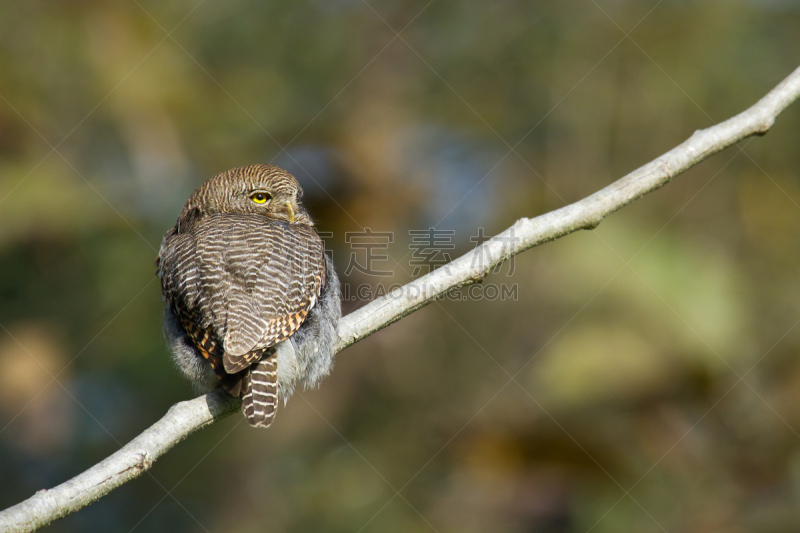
[241,356,279,428]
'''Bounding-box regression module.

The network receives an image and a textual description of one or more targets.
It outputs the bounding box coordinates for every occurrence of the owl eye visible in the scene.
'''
[250,192,272,204]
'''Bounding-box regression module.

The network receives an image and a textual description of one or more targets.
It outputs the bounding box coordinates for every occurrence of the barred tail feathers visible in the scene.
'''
[241,356,279,428]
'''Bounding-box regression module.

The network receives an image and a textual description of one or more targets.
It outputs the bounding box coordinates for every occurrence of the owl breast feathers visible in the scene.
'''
[157,164,341,428]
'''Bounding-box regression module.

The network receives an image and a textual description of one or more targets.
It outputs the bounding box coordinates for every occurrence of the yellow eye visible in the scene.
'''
[250,192,271,204]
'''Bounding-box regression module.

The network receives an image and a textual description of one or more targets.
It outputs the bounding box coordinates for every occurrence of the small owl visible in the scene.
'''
[157,164,341,428]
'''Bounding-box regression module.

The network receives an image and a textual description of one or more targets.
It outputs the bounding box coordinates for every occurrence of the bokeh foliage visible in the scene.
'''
[1,1,800,532]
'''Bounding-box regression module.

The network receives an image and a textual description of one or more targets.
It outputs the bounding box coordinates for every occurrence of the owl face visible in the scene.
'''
[223,179,306,224]
[186,165,313,225]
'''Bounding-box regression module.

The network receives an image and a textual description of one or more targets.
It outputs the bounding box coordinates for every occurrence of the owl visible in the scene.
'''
[157,164,341,428]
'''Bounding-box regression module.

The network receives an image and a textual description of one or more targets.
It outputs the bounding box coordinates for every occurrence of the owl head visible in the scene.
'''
[179,164,312,227]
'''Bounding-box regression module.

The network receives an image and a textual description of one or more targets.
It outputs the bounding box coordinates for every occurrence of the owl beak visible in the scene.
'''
[286,202,296,222]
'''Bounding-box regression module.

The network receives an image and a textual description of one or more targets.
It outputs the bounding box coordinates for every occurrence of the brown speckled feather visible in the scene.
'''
[157,164,330,428]
[160,214,325,366]
[241,356,279,428]
[177,317,248,396]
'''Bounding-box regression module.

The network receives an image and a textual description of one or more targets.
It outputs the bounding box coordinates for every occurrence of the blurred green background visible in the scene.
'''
[1,1,800,532]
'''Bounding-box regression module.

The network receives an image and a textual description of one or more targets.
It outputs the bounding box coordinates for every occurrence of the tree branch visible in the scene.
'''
[2,65,799,533]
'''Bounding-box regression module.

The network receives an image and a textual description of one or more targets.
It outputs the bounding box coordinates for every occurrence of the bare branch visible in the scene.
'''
[2,65,799,533]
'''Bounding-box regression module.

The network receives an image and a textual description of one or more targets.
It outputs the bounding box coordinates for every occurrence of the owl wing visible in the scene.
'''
[159,213,326,375]
[158,228,206,335]
[159,224,243,393]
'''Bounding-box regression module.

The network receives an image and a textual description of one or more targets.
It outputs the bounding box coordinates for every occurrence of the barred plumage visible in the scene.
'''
[157,164,341,428]
[241,356,279,427]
